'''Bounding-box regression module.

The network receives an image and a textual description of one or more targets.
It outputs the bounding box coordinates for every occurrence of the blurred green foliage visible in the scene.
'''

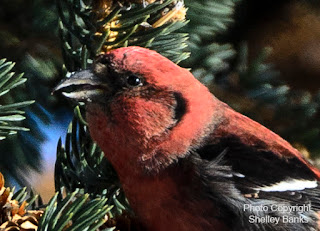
[0,0,65,185]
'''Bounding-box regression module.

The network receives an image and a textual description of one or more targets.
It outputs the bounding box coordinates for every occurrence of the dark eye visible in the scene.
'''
[99,56,109,65]
[126,74,143,87]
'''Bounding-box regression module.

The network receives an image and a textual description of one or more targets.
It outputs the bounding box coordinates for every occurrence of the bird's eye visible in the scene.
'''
[99,56,109,65]
[126,74,143,87]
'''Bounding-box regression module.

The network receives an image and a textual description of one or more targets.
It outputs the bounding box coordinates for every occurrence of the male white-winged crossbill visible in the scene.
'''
[55,47,320,231]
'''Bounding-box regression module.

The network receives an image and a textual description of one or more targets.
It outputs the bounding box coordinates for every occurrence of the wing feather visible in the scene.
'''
[191,136,320,230]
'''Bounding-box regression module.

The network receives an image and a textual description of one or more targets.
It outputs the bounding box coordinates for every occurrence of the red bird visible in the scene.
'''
[55,47,320,231]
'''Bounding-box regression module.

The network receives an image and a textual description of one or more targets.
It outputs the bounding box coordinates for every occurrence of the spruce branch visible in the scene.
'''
[0,59,34,140]
[37,189,113,231]
[57,0,189,72]
[185,0,235,39]
[183,0,237,82]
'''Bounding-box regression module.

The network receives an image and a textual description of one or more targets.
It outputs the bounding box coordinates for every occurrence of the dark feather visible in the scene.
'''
[187,136,320,231]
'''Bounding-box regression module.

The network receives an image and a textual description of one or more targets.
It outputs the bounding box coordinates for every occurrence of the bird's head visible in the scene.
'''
[55,47,220,173]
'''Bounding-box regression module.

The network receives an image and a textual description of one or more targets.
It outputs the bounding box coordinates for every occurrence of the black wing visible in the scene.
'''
[191,136,320,231]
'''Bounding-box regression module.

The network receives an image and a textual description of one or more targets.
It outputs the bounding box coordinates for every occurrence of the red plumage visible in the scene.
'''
[55,46,320,231]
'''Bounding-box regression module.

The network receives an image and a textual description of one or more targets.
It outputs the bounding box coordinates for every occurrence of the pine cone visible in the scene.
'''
[92,0,157,18]
[0,211,43,231]
[0,173,43,231]
[93,0,186,53]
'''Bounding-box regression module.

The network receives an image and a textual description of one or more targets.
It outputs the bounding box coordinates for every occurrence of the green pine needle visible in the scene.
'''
[0,59,34,140]
[38,189,113,231]
[55,117,129,216]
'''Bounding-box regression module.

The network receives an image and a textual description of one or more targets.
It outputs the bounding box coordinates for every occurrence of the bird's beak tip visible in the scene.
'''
[53,69,108,101]
[51,84,62,95]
